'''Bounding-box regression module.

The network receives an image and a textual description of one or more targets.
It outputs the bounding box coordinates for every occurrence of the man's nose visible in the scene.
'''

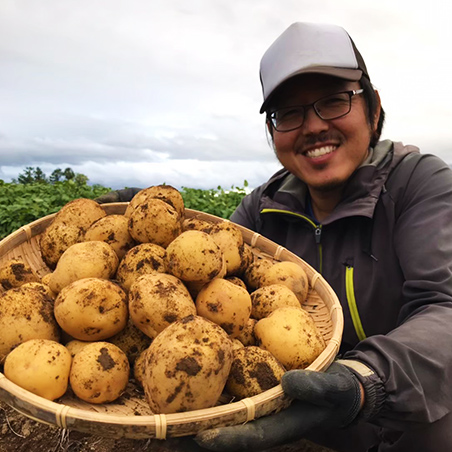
[301,106,329,135]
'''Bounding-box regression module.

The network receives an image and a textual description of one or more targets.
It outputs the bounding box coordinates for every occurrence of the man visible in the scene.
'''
[98,22,452,451]
[192,22,452,451]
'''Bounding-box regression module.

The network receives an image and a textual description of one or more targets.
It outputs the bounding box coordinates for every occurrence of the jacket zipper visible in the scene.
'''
[260,208,323,273]
[345,265,367,341]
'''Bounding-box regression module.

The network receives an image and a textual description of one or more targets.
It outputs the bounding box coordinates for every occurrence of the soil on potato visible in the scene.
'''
[0,401,336,452]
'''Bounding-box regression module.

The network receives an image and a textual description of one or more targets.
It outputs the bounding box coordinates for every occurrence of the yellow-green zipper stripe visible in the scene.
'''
[260,208,317,227]
[260,208,323,273]
[345,266,366,341]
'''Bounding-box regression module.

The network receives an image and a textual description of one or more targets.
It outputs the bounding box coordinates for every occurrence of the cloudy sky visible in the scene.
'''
[1,0,451,190]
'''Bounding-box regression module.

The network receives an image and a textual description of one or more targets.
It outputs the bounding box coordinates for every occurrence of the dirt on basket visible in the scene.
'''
[0,401,336,452]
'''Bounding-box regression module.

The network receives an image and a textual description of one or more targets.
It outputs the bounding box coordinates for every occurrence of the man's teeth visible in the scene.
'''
[305,145,336,158]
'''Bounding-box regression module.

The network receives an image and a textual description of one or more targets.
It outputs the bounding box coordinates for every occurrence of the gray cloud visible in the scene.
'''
[1,0,451,188]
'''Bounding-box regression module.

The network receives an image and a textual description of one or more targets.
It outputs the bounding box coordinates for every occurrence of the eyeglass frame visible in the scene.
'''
[267,89,364,132]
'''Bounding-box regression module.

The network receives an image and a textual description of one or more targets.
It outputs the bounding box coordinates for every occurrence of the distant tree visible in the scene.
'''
[49,168,63,183]
[74,173,88,185]
[17,167,35,184]
[33,167,48,184]
[63,168,75,180]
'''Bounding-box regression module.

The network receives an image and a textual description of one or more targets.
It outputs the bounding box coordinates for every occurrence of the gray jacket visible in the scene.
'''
[230,140,452,430]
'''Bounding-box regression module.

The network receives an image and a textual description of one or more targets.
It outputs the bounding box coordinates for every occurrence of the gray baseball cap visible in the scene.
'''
[259,22,370,113]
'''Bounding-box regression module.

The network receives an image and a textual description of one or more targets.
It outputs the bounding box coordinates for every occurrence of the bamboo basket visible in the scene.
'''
[0,203,343,439]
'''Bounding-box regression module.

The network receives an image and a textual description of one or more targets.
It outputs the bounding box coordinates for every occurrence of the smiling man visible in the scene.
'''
[195,22,452,452]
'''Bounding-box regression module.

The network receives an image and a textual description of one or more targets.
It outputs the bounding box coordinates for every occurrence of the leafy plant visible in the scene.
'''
[0,175,249,240]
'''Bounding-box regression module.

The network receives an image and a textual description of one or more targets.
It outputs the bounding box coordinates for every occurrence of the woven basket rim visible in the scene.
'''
[0,203,344,438]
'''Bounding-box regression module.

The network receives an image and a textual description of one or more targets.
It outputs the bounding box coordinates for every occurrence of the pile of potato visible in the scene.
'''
[0,185,326,415]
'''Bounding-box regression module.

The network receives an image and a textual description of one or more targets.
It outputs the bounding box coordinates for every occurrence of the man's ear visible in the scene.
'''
[373,90,382,131]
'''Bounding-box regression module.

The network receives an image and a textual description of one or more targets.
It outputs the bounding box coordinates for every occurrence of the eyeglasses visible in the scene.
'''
[268,89,364,132]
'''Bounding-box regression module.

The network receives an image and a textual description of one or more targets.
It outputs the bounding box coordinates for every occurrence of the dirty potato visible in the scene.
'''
[40,199,106,269]
[21,281,57,301]
[54,278,128,341]
[251,284,301,319]
[142,315,233,414]
[48,241,119,293]
[69,342,130,404]
[84,215,136,260]
[116,243,167,291]
[125,185,184,219]
[4,339,72,400]
[166,230,224,283]
[108,318,152,364]
[128,199,182,247]
[235,318,258,346]
[65,339,94,358]
[254,307,326,370]
[209,221,245,276]
[182,217,213,233]
[0,258,40,290]
[259,261,309,303]
[226,346,286,399]
[196,278,252,338]
[243,258,273,291]
[0,286,60,363]
[129,273,196,339]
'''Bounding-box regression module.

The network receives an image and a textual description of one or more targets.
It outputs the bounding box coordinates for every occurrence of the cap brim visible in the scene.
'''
[259,67,363,113]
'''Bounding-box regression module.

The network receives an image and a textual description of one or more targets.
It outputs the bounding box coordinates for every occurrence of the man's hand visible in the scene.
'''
[94,191,120,204]
[195,362,364,452]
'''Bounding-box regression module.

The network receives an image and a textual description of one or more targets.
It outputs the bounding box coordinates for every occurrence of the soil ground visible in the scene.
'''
[0,401,335,452]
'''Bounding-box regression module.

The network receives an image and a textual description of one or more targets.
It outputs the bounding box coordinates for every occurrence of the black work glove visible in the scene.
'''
[195,361,366,452]
[95,187,142,204]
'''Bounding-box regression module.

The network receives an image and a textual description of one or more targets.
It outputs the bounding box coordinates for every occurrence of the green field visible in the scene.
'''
[0,174,248,240]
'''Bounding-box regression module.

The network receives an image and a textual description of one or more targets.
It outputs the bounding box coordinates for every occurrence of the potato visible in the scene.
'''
[243,258,273,291]
[196,278,252,338]
[21,282,57,301]
[259,261,309,303]
[108,318,152,364]
[69,342,130,404]
[143,315,233,413]
[51,198,107,227]
[128,199,182,247]
[84,215,136,260]
[183,254,227,299]
[225,276,247,290]
[0,286,60,363]
[235,318,257,346]
[182,217,213,233]
[129,273,196,339]
[230,338,245,351]
[209,221,245,276]
[0,258,40,290]
[65,339,94,358]
[4,339,72,400]
[54,278,128,341]
[166,230,223,283]
[251,284,301,319]
[116,243,167,291]
[133,348,149,388]
[226,346,286,399]
[125,185,185,219]
[40,198,106,269]
[48,241,119,293]
[254,307,325,370]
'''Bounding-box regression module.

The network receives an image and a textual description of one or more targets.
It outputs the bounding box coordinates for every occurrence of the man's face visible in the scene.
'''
[269,74,380,194]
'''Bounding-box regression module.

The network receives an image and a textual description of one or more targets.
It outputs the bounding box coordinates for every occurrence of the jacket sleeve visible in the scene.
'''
[344,154,452,429]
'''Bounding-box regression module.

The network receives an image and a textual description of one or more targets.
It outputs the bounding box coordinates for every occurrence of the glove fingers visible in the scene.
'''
[282,368,358,408]
[195,402,327,452]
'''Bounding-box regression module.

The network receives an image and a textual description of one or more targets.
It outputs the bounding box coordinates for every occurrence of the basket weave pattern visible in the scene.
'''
[0,204,343,439]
